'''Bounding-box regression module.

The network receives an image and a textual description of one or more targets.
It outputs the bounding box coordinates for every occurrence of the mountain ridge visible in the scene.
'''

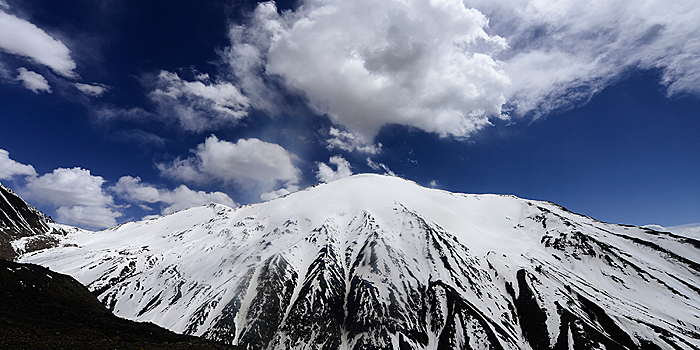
[9,174,700,349]
[0,259,240,349]
[0,182,73,260]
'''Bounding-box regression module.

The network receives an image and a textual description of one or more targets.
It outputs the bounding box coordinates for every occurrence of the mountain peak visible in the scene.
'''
[14,175,700,349]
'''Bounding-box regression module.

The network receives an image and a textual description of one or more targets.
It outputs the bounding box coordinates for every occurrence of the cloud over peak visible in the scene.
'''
[158,135,301,196]
[112,176,237,215]
[316,155,353,183]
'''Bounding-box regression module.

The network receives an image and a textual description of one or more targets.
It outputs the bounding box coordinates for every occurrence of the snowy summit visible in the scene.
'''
[14,174,700,349]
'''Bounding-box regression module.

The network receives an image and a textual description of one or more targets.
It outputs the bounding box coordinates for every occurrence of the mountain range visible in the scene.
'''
[2,175,700,349]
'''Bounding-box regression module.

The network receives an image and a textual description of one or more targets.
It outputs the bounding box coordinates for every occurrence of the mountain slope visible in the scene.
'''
[18,174,700,349]
[0,259,239,349]
[0,182,71,260]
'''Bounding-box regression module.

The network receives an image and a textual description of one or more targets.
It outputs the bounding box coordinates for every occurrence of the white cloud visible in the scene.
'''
[226,0,700,139]
[316,155,353,183]
[16,67,51,93]
[24,167,112,207]
[260,185,299,201]
[158,135,300,194]
[22,167,122,229]
[55,205,122,229]
[112,175,237,215]
[148,70,250,132]
[466,0,700,117]
[0,149,37,179]
[0,1,8,9]
[112,176,160,203]
[326,127,381,154]
[228,0,510,142]
[75,82,108,97]
[367,157,396,176]
[224,6,287,115]
[159,185,236,214]
[0,10,76,77]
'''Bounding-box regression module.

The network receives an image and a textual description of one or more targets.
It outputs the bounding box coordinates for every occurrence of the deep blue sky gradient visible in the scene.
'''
[1,0,698,227]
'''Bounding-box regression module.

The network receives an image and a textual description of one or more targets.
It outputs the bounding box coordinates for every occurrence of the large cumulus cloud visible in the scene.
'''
[228,0,510,141]
[157,135,301,199]
[22,167,122,229]
[227,0,700,141]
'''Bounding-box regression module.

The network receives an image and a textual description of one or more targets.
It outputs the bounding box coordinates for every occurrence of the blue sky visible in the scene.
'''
[0,0,698,229]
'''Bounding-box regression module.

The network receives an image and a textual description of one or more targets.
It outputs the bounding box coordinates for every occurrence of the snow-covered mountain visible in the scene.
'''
[0,182,72,260]
[15,174,700,349]
[646,223,700,240]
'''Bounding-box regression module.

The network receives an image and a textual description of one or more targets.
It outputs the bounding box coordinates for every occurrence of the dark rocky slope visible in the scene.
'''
[0,182,64,260]
[0,259,239,349]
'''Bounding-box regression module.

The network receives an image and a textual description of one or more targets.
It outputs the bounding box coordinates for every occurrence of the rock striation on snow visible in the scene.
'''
[0,182,71,260]
[12,174,700,349]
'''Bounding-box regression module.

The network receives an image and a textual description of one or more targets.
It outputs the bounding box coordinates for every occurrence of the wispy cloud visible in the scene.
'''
[74,82,109,97]
[92,106,151,123]
[367,157,396,176]
[0,61,9,79]
[469,0,700,117]
[148,70,250,132]
[326,127,381,154]
[110,129,167,148]
[0,10,76,77]
[90,70,250,133]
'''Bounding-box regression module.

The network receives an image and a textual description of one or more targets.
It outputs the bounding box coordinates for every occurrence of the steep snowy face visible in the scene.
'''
[0,182,71,260]
[19,175,700,349]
